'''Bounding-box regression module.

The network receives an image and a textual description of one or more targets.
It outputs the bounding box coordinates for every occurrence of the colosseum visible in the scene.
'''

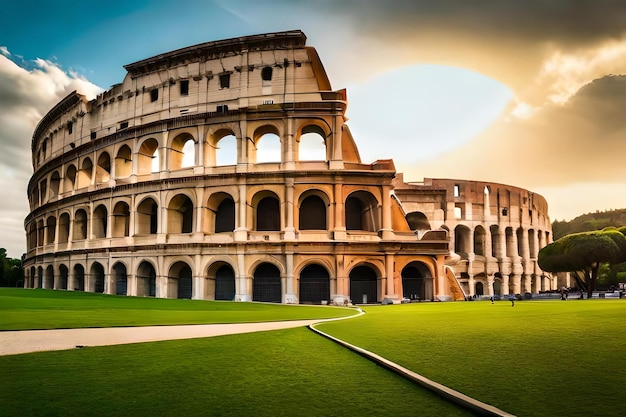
[23,30,553,304]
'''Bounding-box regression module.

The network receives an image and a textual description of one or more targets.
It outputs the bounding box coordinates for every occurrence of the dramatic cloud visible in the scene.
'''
[0,51,102,257]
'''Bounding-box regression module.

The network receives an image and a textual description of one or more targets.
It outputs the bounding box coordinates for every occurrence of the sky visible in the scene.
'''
[2,0,626,258]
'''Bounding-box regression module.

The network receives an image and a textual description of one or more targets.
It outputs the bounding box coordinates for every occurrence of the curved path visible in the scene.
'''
[0,320,321,356]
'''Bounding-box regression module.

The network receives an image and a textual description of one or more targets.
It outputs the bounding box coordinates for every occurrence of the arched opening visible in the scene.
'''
[115,145,132,178]
[73,264,85,291]
[93,205,108,239]
[256,132,281,163]
[215,134,237,166]
[64,165,77,193]
[59,264,69,290]
[406,212,431,231]
[58,213,70,243]
[493,274,503,296]
[454,225,471,255]
[73,209,88,241]
[349,265,378,304]
[168,261,193,299]
[505,227,515,257]
[137,261,157,297]
[345,191,379,232]
[138,138,159,174]
[253,263,281,303]
[298,126,326,161]
[299,264,330,304]
[112,201,130,237]
[206,263,236,301]
[299,194,327,230]
[136,198,158,235]
[113,262,128,295]
[37,219,44,247]
[91,262,105,293]
[45,216,56,244]
[215,197,235,233]
[168,194,194,234]
[475,281,484,296]
[77,158,93,189]
[44,265,54,289]
[95,152,111,183]
[516,228,524,257]
[50,171,61,198]
[171,134,195,170]
[256,195,280,231]
[474,226,487,257]
[490,225,501,258]
[402,262,433,301]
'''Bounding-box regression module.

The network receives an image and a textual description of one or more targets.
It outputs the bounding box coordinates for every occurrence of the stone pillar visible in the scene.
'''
[502,274,510,295]
[236,251,251,301]
[283,177,296,240]
[284,252,297,303]
[333,182,346,239]
[380,186,393,240]
[234,183,248,241]
[488,274,495,296]
[329,116,344,170]
[333,254,348,304]
[385,253,396,299]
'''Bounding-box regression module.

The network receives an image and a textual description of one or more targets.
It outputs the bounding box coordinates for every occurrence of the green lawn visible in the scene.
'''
[318,300,626,417]
[0,288,356,330]
[0,328,471,417]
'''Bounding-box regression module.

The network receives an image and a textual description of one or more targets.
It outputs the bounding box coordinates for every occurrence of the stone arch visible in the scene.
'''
[73,263,85,291]
[168,261,193,299]
[253,262,282,303]
[170,132,196,170]
[345,190,380,232]
[493,273,503,296]
[475,281,485,296]
[77,157,93,189]
[113,262,128,295]
[73,208,88,241]
[50,171,61,198]
[136,197,158,235]
[93,204,108,239]
[206,127,238,166]
[454,225,471,255]
[58,212,70,243]
[136,260,157,297]
[406,211,431,231]
[252,190,281,231]
[115,144,132,178]
[505,227,515,257]
[91,262,105,293]
[253,125,281,164]
[137,138,159,175]
[58,264,69,290]
[44,265,54,289]
[64,164,77,193]
[37,219,44,247]
[299,263,330,304]
[474,225,487,257]
[95,152,111,183]
[167,193,194,234]
[298,191,328,230]
[206,261,236,300]
[490,225,501,258]
[297,124,327,161]
[45,216,56,244]
[112,201,130,237]
[206,192,236,233]
[349,264,380,304]
[401,261,434,301]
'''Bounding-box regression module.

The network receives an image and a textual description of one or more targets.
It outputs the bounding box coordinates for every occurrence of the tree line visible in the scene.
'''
[0,248,23,287]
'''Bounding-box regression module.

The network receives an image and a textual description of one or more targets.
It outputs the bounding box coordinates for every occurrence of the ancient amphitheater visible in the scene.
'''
[23,30,553,304]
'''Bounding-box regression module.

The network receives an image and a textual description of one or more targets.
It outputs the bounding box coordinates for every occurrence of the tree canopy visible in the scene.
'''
[538,228,626,297]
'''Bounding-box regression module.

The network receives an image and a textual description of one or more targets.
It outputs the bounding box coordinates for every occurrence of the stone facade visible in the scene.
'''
[23,30,552,303]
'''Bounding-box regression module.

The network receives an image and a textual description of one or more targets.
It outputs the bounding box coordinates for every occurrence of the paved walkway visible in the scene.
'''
[0,320,321,356]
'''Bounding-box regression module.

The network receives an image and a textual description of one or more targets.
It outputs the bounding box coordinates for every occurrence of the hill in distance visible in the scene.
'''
[552,208,626,240]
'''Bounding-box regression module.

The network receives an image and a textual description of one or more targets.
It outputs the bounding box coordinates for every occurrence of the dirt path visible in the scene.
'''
[0,320,321,356]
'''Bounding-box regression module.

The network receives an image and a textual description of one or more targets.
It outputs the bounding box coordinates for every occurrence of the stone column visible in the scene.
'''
[332,182,346,239]
[380,186,393,240]
[385,253,396,299]
[283,178,296,240]
[502,274,510,295]
[236,251,251,301]
[284,252,297,303]
[234,183,248,241]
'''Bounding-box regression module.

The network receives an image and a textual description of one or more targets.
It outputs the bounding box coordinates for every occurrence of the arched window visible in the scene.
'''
[261,66,273,81]
[168,194,194,234]
[215,134,237,166]
[406,212,431,231]
[73,209,88,240]
[474,226,486,256]
[454,225,471,254]
[137,261,157,297]
[299,264,330,304]
[170,134,195,170]
[299,195,327,230]
[91,263,105,293]
[73,264,85,291]
[58,213,70,243]
[253,263,281,303]
[298,126,326,161]
[215,198,235,233]
[64,165,77,193]
[45,216,56,244]
[256,132,281,163]
[115,145,132,178]
[77,158,92,189]
[257,196,280,231]
[112,202,130,237]
[95,152,111,183]
[136,198,158,235]
[93,205,108,239]
[113,262,127,295]
[50,171,61,198]
[345,191,379,232]
[168,262,193,299]
[58,264,69,290]
[138,138,159,175]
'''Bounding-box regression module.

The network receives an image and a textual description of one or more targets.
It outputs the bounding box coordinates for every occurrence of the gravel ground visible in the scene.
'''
[0,320,321,356]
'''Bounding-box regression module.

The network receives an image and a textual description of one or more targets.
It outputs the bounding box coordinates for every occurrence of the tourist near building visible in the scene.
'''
[23,30,553,304]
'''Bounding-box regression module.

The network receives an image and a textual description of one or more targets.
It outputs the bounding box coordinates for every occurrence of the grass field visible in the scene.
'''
[318,300,626,417]
[2,289,625,416]
[0,288,355,330]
